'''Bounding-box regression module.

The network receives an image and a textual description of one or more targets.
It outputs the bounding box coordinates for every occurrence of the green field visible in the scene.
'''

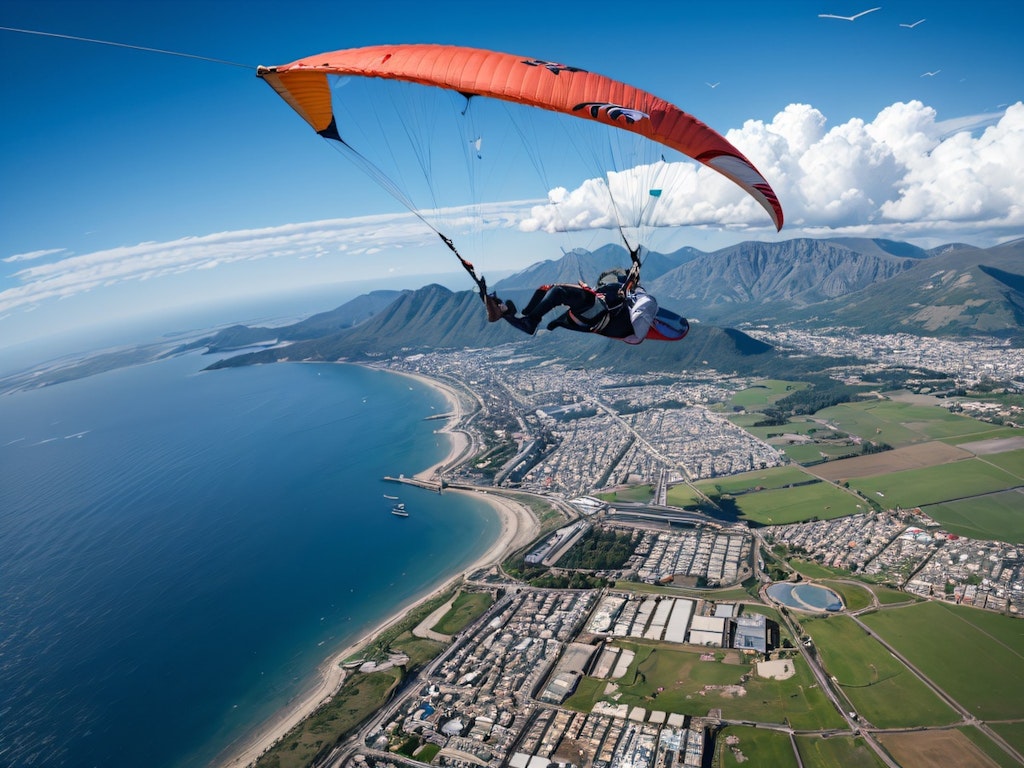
[788,562,914,604]
[924,489,1024,544]
[790,559,850,579]
[868,582,917,605]
[780,442,862,465]
[961,725,1024,768]
[988,722,1024,760]
[431,590,493,635]
[718,725,798,768]
[848,458,1021,509]
[949,426,1024,447]
[599,484,655,502]
[983,447,1024,478]
[712,481,865,525]
[820,580,874,612]
[725,412,764,428]
[860,601,1024,720]
[728,380,809,410]
[695,465,819,494]
[803,615,958,727]
[665,484,705,508]
[794,734,888,768]
[815,400,1001,447]
[694,467,865,525]
[741,416,822,441]
[566,642,844,730]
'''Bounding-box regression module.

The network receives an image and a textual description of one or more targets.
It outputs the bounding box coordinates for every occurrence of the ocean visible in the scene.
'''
[0,351,501,768]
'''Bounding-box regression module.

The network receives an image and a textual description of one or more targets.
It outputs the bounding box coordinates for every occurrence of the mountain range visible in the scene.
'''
[200,236,1024,375]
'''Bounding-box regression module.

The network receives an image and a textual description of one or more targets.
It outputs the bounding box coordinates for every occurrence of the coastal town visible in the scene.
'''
[241,329,1023,768]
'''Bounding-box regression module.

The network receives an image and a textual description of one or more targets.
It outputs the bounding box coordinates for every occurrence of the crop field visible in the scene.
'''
[802,615,958,727]
[875,729,1005,768]
[953,430,1024,451]
[712,480,865,525]
[961,725,1024,768]
[847,458,1021,509]
[717,725,798,768]
[814,400,1002,447]
[924,489,1024,544]
[981,447,1024,477]
[989,722,1024,760]
[794,734,887,768]
[860,601,1024,720]
[813,441,972,481]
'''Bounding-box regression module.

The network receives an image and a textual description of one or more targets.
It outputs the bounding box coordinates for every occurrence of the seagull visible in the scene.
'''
[818,6,881,21]
[899,18,925,28]
[706,82,720,89]
[920,69,941,77]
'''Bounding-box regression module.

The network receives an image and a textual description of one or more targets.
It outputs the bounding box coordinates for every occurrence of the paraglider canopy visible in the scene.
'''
[257,43,783,231]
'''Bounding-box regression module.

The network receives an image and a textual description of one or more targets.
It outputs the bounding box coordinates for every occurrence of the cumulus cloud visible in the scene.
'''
[520,100,1024,242]
[4,100,1022,318]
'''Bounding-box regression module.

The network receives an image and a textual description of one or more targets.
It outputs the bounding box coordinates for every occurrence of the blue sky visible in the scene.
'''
[1,0,1022,349]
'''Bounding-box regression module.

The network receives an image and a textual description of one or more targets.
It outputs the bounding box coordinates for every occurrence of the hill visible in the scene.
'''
[178,289,406,353]
[201,236,1024,375]
[203,283,805,377]
[811,238,1024,339]
[649,238,932,324]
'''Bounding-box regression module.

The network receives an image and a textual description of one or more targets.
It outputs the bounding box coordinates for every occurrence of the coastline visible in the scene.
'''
[218,368,538,768]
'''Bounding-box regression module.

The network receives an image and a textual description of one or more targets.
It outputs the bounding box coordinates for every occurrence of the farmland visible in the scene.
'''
[846,458,1021,509]
[924,489,1024,544]
[704,480,864,525]
[801,615,958,728]
[860,602,1024,720]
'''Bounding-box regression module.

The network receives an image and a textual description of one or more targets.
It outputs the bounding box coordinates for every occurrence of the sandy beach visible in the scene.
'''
[219,369,538,768]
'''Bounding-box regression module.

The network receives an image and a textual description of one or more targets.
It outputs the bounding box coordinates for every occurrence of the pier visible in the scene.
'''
[383,475,443,493]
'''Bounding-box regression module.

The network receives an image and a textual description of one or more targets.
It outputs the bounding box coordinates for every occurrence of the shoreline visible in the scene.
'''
[218,367,538,768]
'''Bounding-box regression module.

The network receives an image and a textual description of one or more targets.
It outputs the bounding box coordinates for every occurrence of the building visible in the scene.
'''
[732,614,768,654]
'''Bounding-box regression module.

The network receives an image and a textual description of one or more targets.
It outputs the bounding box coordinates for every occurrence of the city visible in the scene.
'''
[298,329,1024,768]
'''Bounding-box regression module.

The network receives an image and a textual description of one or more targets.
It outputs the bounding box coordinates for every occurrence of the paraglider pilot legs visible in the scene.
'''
[503,285,596,335]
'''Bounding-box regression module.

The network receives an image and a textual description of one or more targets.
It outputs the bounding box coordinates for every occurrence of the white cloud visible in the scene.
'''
[4,100,1022,320]
[0,203,533,315]
[520,100,1024,242]
[3,248,66,264]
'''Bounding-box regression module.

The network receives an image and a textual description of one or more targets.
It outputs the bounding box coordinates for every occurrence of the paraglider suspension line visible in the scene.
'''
[324,136,491,303]
[0,26,254,69]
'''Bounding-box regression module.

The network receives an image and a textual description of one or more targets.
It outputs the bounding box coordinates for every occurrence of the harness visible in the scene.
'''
[564,250,642,334]
[566,285,613,332]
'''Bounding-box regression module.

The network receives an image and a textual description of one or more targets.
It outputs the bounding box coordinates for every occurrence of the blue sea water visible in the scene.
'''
[0,353,500,768]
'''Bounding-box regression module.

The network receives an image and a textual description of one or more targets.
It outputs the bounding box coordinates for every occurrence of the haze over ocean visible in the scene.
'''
[0,352,501,768]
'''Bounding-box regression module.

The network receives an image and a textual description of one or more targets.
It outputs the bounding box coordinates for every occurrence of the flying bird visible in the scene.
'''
[900,18,926,28]
[818,6,881,21]
[920,69,941,77]
[706,82,720,89]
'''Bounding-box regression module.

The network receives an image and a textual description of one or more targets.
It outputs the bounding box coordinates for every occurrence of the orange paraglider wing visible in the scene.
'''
[257,44,783,231]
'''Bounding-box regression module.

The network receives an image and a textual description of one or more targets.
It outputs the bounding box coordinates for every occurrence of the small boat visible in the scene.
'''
[383,494,399,500]
[391,503,409,517]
